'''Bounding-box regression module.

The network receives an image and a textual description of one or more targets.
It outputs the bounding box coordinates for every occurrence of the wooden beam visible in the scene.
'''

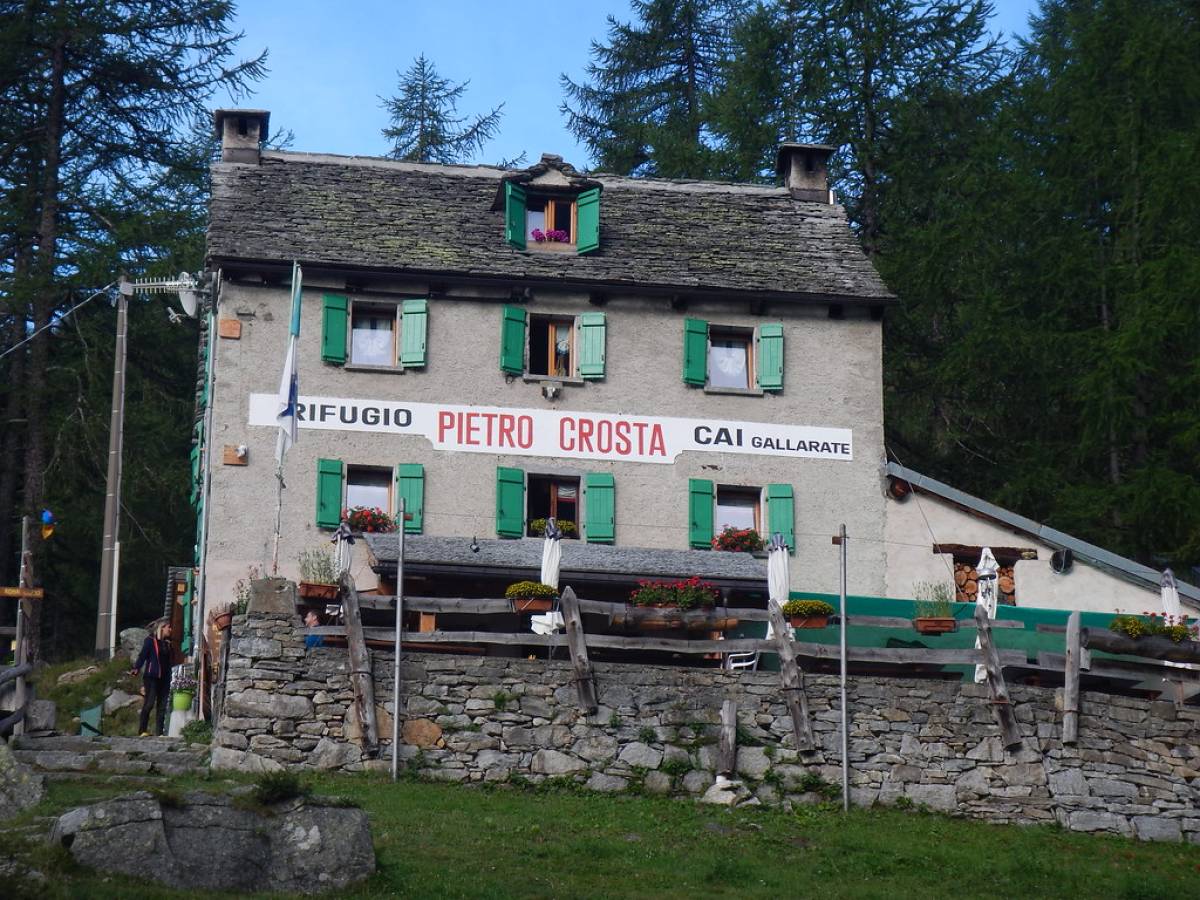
[1082,628,1200,664]
[718,700,737,775]
[933,543,1038,563]
[341,575,379,756]
[560,587,598,713]
[767,602,815,752]
[974,604,1021,748]
[1062,611,1081,745]
[610,608,739,630]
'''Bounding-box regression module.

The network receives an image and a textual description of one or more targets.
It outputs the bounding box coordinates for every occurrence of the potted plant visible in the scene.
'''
[208,601,235,632]
[630,576,720,611]
[298,546,339,600]
[913,581,958,634]
[782,598,834,628]
[505,580,558,613]
[711,526,765,553]
[171,666,197,711]
[343,506,396,533]
[528,518,578,539]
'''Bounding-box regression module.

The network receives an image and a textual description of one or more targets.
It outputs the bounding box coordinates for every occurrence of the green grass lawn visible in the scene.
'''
[30,656,145,735]
[6,773,1199,899]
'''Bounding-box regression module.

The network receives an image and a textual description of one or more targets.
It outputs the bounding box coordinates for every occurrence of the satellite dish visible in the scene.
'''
[1050,548,1073,574]
[176,271,199,317]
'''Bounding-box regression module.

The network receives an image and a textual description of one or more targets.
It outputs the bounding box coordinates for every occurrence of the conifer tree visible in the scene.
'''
[561,0,744,177]
[381,54,504,164]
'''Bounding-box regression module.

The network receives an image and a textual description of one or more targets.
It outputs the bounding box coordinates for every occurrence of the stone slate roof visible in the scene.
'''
[208,152,893,303]
[363,534,767,583]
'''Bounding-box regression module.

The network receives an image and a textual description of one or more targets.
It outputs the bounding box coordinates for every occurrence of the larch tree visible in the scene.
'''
[380,54,504,164]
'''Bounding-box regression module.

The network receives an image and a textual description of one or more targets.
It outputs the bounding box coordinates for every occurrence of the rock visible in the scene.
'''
[225,689,312,720]
[1048,768,1089,796]
[530,749,585,775]
[736,747,771,780]
[231,636,283,660]
[682,770,713,794]
[103,689,140,714]
[586,773,628,792]
[56,665,99,686]
[401,718,443,749]
[119,627,149,663]
[644,771,672,794]
[344,703,394,745]
[618,742,662,769]
[955,768,991,798]
[1133,816,1182,843]
[248,577,296,615]
[701,776,751,806]
[50,791,374,894]
[209,747,283,773]
[1069,810,1128,834]
[0,741,44,821]
[575,735,618,762]
[905,784,957,812]
[26,699,56,732]
[309,738,359,771]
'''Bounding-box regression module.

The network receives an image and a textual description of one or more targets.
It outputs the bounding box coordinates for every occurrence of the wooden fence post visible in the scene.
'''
[767,602,815,752]
[718,699,737,776]
[560,587,598,713]
[1062,611,1081,745]
[341,574,379,755]
[974,603,1021,749]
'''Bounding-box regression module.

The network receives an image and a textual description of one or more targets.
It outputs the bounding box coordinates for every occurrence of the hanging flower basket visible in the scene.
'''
[172,690,194,712]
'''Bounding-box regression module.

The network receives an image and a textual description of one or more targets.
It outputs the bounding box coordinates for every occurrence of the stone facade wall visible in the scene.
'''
[213,611,1200,843]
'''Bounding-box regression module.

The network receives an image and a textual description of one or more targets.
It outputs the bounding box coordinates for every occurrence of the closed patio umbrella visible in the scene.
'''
[973,547,999,684]
[1161,569,1182,619]
[540,517,562,590]
[330,521,354,577]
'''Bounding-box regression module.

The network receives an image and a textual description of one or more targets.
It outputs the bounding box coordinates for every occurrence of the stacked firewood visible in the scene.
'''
[954,562,1017,606]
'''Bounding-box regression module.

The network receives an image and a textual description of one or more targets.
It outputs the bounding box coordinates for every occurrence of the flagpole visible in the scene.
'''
[272,261,302,575]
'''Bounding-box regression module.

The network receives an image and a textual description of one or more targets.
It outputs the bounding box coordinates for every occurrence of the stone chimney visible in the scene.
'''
[213,109,270,164]
[776,143,835,203]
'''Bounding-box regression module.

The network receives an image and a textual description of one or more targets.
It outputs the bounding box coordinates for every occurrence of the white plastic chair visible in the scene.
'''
[723,620,774,672]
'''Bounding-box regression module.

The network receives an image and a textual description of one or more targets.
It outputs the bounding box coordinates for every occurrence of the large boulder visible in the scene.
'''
[0,740,45,821]
[120,627,149,664]
[50,790,374,894]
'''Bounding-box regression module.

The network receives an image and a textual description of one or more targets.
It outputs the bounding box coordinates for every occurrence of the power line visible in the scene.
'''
[0,281,118,363]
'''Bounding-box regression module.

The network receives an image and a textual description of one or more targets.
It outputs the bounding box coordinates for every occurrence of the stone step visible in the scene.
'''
[40,771,173,785]
[13,744,208,776]
[12,734,183,753]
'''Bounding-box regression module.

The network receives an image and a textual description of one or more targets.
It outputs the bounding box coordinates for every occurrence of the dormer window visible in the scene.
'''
[500,157,601,254]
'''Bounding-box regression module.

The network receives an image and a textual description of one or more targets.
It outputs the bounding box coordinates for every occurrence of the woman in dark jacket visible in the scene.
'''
[130,621,174,736]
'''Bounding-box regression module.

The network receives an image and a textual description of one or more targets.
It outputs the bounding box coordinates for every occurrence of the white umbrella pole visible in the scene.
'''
[838,523,849,813]
[391,499,405,783]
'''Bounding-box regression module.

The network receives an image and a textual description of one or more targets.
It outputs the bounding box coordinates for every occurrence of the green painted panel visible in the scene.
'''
[575,187,601,254]
[500,305,527,374]
[688,478,714,549]
[682,318,708,386]
[321,294,348,364]
[765,483,794,552]
[496,466,525,537]
[505,181,527,250]
[396,463,424,533]
[584,472,615,543]
[756,323,784,390]
[578,312,606,379]
[399,299,428,368]
[315,458,343,529]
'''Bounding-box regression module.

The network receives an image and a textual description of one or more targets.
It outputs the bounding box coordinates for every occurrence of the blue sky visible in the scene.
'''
[227,0,1040,167]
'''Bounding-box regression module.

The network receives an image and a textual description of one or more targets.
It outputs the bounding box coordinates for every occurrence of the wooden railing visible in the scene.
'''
[0,661,33,736]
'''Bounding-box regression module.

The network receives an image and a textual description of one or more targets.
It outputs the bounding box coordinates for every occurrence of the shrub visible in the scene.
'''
[781,599,834,618]
[711,526,764,552]
[343,506,396,533]
[913,581,954,618]
[298,546,338,585]
[504,581,558,600]
[528,518,577,538]
[180,720,213,744]
[252,771,310,805]
[630,576,718,610]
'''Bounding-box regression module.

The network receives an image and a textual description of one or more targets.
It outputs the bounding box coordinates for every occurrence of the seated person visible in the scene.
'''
[303,609,324,649]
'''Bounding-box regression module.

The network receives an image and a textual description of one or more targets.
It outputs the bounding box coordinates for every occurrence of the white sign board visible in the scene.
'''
[248,394,853,465]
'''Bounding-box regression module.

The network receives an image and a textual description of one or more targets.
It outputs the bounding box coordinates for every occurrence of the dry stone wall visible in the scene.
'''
[213,610,1200,843]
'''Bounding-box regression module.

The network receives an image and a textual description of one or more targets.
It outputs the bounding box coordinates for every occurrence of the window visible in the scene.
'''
[345,466,391,511]
[321,294,428,369]
[504,182,601,254]
[527,474,580,537]
[496,467,614,543]
[682,319,784,392]
[315,458,424,533]
[715,486,760,532]
[689,479,793,551]
[500,306,606,380]
[350,305,396,367]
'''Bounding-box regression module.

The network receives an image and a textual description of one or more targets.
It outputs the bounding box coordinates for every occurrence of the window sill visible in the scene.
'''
[703,385,764,397]
[345,363,404,374]
[527,242,576,253]
[522,374,584,386]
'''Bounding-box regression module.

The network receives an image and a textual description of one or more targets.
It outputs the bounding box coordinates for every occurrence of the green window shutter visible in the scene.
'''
[188,445,200,507]
[688,478,715,549]
[395,463,425,534]
[315,458,344,529]
[495,467,525,538]
[321,294,348,364]
[766,483,795,553]
[575,187,601,254]
[583,472,615,543]
[399,299,428,368]
[682,318,708,386]
[505,181,527,250]
[756,323,784,391]
[578,312,607,379]
[500,305,527,374]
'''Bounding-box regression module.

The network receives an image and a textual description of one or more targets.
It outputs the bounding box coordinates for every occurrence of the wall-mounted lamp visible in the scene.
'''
[470,536,480,553]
